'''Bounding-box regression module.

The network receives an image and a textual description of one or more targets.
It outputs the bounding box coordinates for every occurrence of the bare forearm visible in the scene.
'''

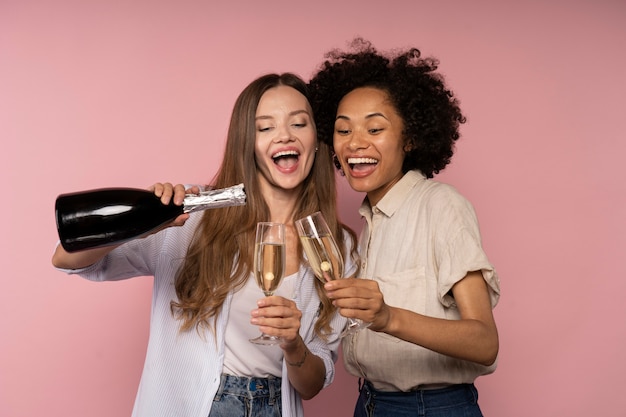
[384,306,499,366]
[283,338,326,400]
[51,243,117,270]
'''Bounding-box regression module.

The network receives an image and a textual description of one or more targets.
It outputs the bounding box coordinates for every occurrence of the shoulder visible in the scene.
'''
[411,179,471,209]
[405,181,480,234]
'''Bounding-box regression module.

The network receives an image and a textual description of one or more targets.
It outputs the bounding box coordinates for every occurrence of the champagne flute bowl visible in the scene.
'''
[249,222,286,345]
[295,211,369,337]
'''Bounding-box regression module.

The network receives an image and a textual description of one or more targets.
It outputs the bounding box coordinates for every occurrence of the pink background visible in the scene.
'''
[2,1,625,416]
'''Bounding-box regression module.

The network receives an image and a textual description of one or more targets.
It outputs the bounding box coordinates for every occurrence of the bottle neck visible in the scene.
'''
[182,183,246,213]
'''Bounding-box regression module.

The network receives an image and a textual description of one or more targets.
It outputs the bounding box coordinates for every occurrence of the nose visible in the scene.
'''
[274,123,295,143]
[347,130,369,151]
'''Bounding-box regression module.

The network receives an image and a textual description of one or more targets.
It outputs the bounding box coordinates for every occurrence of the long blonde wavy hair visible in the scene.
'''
[171,73,357,339]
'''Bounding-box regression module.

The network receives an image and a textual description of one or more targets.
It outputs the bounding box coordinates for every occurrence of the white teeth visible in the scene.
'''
[348,157,378,164]
[272,150,299,158]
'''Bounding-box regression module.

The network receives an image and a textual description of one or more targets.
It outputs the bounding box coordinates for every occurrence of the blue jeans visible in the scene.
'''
[209,374,282,417]
[354,380,483,417]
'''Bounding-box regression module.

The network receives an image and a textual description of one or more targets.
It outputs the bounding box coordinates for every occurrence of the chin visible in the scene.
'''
[345,178,372,194]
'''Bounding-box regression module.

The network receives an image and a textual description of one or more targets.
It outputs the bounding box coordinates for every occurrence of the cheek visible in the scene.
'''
[303,131,317,151]
[378,138,404,161]
[253,146,268,170]
[332,136,345,154]
[254,137,265,159]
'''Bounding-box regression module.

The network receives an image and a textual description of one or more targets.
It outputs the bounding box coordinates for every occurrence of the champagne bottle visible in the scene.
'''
[55,183,246,252]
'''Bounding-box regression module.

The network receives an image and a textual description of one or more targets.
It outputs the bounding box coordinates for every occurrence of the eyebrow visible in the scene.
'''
[256,109,310,121]
[335,112,389,121]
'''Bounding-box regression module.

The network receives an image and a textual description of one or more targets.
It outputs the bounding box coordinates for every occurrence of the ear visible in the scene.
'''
[402,137,414,153]
[332,153,345,176]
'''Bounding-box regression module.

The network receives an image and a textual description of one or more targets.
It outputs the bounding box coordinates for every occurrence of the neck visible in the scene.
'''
[259,183,302,225]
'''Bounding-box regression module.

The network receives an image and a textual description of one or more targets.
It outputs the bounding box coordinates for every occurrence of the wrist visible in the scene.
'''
[283,337,308,368]
[285,348,308,367]
[375,305,395,334]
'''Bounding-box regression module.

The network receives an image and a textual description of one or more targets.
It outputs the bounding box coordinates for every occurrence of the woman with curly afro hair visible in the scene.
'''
[309,38,501,417]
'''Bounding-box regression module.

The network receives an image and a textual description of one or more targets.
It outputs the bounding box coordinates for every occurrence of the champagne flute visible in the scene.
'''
[250,222,286,345]
[295,211,369,337]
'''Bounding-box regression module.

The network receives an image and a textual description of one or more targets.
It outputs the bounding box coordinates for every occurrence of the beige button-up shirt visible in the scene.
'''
[342,170,500,391]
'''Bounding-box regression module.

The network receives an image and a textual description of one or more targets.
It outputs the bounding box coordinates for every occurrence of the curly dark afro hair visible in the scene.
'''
[308,38,466,178]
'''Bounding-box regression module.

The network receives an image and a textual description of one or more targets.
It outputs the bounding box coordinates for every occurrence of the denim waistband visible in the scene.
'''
[361,379,478,402]
[216,374,282,399]
[358,380,481,415]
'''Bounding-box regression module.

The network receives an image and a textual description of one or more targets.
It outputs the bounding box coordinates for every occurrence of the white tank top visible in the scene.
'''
[222,271,298,377]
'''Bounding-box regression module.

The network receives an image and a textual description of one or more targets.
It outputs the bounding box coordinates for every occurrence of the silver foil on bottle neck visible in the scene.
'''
[182,183,246,213]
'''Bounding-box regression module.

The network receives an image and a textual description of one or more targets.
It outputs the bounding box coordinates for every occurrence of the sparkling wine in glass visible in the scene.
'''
[295,211,369,337]
[250,222,286,345]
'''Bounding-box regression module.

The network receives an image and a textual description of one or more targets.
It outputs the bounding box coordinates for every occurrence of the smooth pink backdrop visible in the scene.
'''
[2,1,625,416]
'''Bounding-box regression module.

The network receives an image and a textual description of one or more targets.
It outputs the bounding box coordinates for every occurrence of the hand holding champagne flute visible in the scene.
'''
[295,211,369,337]
[250,222,286,345]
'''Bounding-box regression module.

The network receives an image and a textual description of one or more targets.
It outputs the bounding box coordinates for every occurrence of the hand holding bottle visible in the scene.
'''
[147,182,195,228]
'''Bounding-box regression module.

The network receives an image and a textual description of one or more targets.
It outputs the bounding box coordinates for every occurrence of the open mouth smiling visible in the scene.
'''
[347,157,378,171]
[272,150,300,169]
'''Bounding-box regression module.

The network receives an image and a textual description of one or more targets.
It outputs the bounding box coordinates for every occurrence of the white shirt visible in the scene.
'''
[222,270,298,377]
[342,170,500,391]
[58,212,353,417]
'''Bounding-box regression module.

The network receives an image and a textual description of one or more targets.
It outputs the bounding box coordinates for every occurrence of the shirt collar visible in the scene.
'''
[358,170,426,218]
